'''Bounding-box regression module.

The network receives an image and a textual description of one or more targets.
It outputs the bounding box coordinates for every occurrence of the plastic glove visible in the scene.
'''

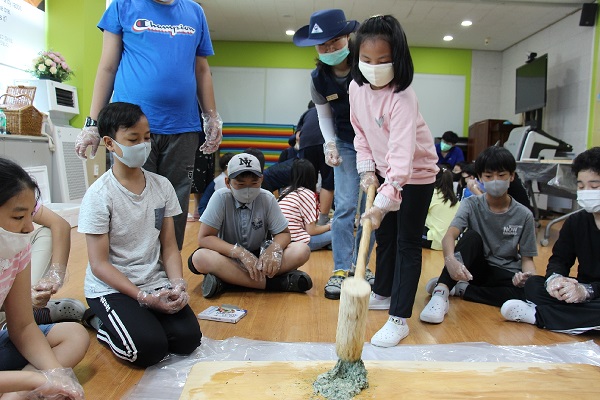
[39,263,67,293]
[31,282,53,308]
[257,240,283,278]
[359,172,379,193]
[199,111,223,154]
[445,253,473,282]
[512,271,534,288]
[545,274,570,299]
[323,141,342,167]
[360,206,386,230]
[26,368,84,400]
[137,288,185,314]
[561,282,590,303]
[230,243,262,281]
[75,126,101,160]
[546,275,589,303]
[166,278,189,311]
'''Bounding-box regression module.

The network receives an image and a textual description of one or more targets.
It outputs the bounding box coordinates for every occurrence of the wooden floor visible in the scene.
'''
[55,207,599,399]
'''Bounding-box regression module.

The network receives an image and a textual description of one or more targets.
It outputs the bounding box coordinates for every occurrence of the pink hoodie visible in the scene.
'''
[350,80,439,210]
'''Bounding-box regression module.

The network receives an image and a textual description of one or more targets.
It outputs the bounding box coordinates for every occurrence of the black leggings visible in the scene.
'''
[87,292,202,368]
[437,230,525,307]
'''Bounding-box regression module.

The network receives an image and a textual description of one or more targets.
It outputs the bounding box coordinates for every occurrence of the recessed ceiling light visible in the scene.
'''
[443,35,453,41]
[286,30,295,36]
[461,20,472,27]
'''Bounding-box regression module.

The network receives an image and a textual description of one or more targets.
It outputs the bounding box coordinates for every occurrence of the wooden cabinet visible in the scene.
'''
[467,119,520,162]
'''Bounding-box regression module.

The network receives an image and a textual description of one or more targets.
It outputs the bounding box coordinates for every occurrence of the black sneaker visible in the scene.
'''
[202,273,227,298]
[274,270,313,293]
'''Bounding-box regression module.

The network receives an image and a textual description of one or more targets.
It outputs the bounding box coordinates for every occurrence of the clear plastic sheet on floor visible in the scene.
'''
[124,337,600,400]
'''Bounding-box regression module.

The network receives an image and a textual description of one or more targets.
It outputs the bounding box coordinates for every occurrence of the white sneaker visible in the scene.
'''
[425,277,462,296]
[419,295,449,324]
[371,317,409,347]
[501,300,536,324]
[368,292,391,310]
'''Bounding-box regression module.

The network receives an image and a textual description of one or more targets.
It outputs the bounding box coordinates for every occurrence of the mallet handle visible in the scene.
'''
[354,185,376,281]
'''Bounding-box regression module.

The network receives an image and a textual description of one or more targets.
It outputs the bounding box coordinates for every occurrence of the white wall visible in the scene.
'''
[499,12,594,154]
[469,51,504,126]
[469,13,594,155]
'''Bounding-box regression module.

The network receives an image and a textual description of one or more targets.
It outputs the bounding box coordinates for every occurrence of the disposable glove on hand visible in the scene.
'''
[512,271,533,288]
[230,243,262,281]
[257,240,283,278]
[359,172,379,193]
[75,126,101,160]
[547,275,589,303]
[167,278,189,311]
[323,141,342,167]
[26,368,85,400]
[360,206,386,230]
[445,254,473,282]
[199,112,223,154]
[137,288,184,314]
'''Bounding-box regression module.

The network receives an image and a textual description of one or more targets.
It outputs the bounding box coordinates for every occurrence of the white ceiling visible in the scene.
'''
[196,0,590,51]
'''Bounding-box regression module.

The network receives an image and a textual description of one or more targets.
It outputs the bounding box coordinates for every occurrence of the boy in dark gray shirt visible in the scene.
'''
[188,153,312,298]
[420,146,537,324]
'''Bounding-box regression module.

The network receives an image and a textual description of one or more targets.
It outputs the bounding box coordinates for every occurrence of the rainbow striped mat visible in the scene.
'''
[220,123,294,167]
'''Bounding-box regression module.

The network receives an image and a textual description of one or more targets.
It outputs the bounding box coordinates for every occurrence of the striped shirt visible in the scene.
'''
[0,246,31,308]
[278,187,319,244]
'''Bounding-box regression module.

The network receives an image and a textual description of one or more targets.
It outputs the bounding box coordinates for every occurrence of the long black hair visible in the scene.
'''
[351,14,414,92]
[435,167,458,207]
[0,157,40,207]
[278,159,317,201]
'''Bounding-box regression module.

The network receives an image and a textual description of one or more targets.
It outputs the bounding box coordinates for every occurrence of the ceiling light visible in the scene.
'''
[461,20,472,27]
[286,30,295,36]
[443,35,453,41]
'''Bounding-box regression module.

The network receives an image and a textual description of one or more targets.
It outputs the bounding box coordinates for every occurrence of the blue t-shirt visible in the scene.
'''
[99,0,214,134]
[435,143,465,167]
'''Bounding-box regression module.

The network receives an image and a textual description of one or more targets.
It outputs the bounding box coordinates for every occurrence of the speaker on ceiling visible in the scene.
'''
[579,3,598,27]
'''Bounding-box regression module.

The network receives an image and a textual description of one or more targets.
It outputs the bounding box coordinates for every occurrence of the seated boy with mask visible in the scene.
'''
[188,153,312,298]
[420,146,538,324]
[501,147,600,334]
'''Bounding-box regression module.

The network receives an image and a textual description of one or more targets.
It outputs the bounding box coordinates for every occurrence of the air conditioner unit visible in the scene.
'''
[13,79,86,204]
[13,79,79,125]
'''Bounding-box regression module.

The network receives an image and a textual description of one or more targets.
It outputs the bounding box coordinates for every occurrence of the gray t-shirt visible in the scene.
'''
[450,194,538,273]
[200,188,288,252]
[78,169,182,298]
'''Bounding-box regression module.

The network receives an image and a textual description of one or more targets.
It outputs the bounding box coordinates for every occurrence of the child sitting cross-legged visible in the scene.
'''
[420,146,538,324]
[188,153,312,298]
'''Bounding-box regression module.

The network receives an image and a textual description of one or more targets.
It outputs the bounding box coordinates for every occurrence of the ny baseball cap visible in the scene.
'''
[227,153,263,179]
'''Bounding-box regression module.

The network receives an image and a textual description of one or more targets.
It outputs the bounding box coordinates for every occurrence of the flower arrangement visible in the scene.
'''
[30,50,74,82]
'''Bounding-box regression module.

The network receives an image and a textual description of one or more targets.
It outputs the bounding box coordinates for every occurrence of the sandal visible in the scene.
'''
[46,298,86,323]
[82,307,102,331]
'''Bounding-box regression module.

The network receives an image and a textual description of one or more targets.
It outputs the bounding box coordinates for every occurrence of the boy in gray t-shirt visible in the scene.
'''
[188,153,312,298]
[420,146,537,325]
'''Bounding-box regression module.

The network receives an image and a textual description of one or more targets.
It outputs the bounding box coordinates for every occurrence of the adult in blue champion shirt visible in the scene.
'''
[75,0,222,250]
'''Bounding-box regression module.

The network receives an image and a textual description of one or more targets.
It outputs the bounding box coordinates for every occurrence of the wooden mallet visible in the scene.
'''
[313,185,376,397]
[335,184,376,362]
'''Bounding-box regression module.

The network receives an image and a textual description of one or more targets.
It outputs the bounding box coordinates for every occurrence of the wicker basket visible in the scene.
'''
[0,86,43,136]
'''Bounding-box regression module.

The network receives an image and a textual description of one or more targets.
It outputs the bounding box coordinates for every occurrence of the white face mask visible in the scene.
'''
[0,227,32,260]
[483,179,510,198]
[577,190,600,213]
[112,140,151,168]
[231,186,261,204]
[358,61,394,87]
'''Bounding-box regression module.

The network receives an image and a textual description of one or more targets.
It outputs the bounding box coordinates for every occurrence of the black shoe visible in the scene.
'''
[188,249,201,275]
[202,273,227,298]
[273,270,313,293]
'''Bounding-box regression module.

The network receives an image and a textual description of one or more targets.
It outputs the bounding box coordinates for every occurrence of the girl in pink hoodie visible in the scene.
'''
[349,14,439,347]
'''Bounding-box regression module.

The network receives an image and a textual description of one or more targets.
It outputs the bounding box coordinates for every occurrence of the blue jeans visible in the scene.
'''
[309,231,332,251]
[0,324,53,370]
[332,139,367,272]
